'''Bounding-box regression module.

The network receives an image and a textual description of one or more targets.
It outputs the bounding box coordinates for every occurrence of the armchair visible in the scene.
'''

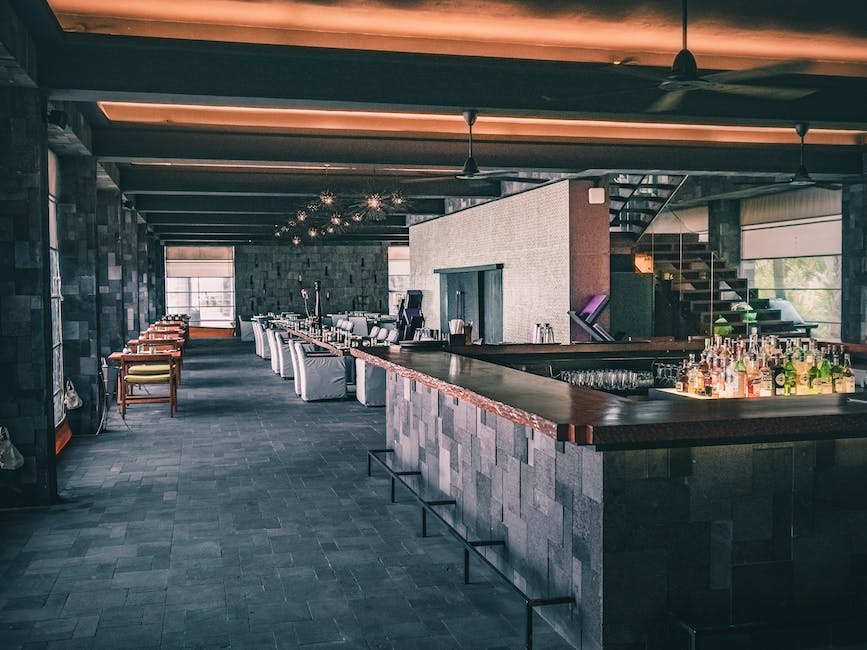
[295,344,347,402]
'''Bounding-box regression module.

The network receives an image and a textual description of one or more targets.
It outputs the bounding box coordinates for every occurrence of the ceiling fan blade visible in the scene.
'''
[400,175,457,184]
[485,175,548,184]
[647,89,689,112]
[704,58,812,84]
[609,61,666,82]
[706,82,816,100]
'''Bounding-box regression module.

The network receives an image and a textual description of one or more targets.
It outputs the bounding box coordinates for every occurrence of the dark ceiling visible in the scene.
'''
[7,0,867,245]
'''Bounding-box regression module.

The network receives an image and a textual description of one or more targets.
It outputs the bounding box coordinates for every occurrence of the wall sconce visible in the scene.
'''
[588,180,606,205]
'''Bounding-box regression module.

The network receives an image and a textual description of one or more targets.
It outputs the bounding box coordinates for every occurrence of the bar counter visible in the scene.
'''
[353,342,867,648]
[352,346,867,450]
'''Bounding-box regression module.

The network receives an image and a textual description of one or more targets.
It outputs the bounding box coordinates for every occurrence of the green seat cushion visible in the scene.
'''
[128,364,171,374]
[125,374,172,384]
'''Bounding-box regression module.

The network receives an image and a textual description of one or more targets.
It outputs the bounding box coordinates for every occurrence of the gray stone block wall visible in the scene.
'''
[58,156,100,435]
[0,86,57,506]
[385,373,598,649]
[385,370,867,650]
[235,243,389,317]
[96,191,162,357]
[841,184,866,342]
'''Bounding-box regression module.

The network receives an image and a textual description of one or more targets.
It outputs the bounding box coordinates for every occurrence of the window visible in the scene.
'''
[48,150,64,426]
[388,246,410,314]
[164,246,235,327]
[741,215,842,340]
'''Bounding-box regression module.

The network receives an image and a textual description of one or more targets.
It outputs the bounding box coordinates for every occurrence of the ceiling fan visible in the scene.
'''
[402,110,548,185]
[612,0,817,112]
[737,122,860,190]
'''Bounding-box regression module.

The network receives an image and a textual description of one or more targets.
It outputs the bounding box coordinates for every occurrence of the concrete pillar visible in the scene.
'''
[118,206,142,342]
[707,199,741,267]
[96,190,126,357]
[841,184,867,342]
[0,87,57,506]
[57,156,101,436]
[568,180,611,342]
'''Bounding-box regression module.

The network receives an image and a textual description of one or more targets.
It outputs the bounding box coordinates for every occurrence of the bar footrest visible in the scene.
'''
[367,449,574,650]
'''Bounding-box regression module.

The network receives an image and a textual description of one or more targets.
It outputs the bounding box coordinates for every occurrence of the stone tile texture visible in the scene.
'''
[0,339,564,649]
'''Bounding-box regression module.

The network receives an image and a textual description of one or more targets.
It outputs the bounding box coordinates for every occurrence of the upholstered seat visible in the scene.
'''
[295,344,347,401]
[265,328,280,373]
[127,364,171,374]
[355,358,385,406]
[275,331,294,379]
[237,316,254,342]
[252,320,266,357]
[289,340,305,396]
[118,352,178,418]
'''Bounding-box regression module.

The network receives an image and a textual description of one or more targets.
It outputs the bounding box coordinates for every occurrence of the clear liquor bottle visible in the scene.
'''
[842,353,857,393]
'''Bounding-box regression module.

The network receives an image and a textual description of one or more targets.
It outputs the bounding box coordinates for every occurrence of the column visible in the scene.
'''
[841,184,867,342]
[58,156,100,435]
[96,190,126,356]
[0,87,57,506]
[707,199,741,267]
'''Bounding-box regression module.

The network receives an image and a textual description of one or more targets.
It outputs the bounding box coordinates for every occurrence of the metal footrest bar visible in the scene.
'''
[422,500,456,538]
[367,448,393,476]
[367,449,574,650]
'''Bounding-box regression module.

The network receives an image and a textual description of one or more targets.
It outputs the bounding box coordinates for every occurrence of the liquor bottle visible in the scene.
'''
[711,358,724,398]
[819,350,833,394]
[746,354,761,398]
[760,355,774,397]
[772,354,787,396]
[831,352,843,393]
[796,347,810,396]
[784,352,797,396]
[675,359,689,393]
[842,353,857,393]
[719,357,733,398]
[733,353,747,398]
[808,352,820,395]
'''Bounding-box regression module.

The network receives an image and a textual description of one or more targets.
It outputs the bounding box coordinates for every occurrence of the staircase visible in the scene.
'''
[609,173,688,237]
[636,233,817,338]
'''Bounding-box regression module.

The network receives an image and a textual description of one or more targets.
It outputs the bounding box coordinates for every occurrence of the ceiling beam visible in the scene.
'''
[98,127,865,176]
[158,233,408,244]
[40,33,867,127]
[133,194,444,215]
[145,213,408,227]
[120,167,500,198]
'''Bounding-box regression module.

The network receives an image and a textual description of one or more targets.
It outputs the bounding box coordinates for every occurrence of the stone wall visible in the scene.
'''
[841,184,866,342]
[57,156,100,435]
[386,368,867,650]
[386,373,599,649]
[0,87,56,506]
[96,191,163,356]
[234,243,389,318]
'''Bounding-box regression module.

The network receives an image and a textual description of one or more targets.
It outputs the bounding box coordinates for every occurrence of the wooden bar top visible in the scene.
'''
[352,347,867,450]
[274,324,351,356]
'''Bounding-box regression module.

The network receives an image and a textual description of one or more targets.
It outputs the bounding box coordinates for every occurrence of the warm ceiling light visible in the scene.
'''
[319,190,336,206]
[296,210,308,222]
[291,235,301,246]
[129,161,353,171]
[46,1,867,75]
[330,214,342,225]
[96,102,864,145]
[365,193,384,211]
[307,227,318,238]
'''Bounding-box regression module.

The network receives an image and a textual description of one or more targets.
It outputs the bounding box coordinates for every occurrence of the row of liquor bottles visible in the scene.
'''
[675,335,857,398]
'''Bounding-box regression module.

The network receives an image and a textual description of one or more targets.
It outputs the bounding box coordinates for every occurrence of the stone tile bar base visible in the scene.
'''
[386,370,867,650]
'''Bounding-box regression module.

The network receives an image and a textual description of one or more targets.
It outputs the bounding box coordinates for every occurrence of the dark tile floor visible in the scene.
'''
[0,339,568,649]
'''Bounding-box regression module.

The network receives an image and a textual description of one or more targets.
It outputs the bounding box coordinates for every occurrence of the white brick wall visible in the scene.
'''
[409,181,572,343]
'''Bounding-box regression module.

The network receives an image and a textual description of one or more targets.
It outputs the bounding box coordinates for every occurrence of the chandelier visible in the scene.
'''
[273,187,407,245]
